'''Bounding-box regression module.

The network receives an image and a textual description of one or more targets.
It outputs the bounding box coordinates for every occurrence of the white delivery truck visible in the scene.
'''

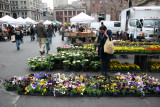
[91,21,121,35]
[120,6,160,41]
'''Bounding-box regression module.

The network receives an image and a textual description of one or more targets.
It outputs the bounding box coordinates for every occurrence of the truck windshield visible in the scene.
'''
[144,19,160,28]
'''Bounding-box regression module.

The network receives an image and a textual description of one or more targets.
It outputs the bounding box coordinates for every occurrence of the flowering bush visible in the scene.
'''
[5,72,160,96]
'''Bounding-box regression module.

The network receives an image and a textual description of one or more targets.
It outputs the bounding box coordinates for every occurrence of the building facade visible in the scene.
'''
[53,0,68,9]
[10,0,43,21]
[54,4,86,23]
[0,0,11,18]
[90,0,107,21]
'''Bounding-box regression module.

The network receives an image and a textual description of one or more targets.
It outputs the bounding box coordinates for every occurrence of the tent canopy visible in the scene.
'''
[25,17,37,24]
[0,15,15,22]
[44,20,52,25]
[70,12,95,23]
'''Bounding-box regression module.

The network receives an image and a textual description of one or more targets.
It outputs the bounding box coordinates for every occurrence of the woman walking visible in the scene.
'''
[15,27,23,50]
[30,25,35,41]
[47,25,53,44]
[96,26,113,75]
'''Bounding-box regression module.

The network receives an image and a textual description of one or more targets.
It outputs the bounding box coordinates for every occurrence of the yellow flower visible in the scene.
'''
[40,82,43,86]
[24,92,27,95]
[113,83,117,87]
[117,76,120,80]
[44,89,47,92]
[131,86,134,90]
[26,74,29,77]
[25,87,27,91]
[54,85,57,87]
[42,93,44,95]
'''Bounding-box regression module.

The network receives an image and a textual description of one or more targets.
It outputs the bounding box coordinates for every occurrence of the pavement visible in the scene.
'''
[0,33,160,107]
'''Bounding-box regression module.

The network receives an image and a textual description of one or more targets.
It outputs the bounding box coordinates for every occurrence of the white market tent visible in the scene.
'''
[70,12,95,23]
[25,17,37,24]
[0,15,18,24]
[16,17,26,24]
[44,20,52,25]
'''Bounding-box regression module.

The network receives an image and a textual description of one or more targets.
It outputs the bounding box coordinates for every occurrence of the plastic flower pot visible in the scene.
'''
[64,66,70,72]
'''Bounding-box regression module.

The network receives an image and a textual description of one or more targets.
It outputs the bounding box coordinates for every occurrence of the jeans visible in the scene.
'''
[52,32,56,37]
[48,35,52,43]
[31,34,35,41]
[16,40,21,49]
[101,54,110,75]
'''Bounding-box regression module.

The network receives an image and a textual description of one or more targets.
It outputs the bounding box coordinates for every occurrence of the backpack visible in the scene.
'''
[104,35,114,54]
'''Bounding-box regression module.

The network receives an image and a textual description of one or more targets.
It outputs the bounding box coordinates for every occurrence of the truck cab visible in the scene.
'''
[128,18,160,41]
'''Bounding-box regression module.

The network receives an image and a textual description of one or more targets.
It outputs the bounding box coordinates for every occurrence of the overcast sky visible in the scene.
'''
[42,0,77,9]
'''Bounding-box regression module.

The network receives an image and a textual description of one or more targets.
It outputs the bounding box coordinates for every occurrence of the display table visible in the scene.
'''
[64,32,96,43]
[114,53,160,72]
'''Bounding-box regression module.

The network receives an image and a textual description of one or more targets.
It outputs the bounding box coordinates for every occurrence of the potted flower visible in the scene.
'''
[81,59,90,72]
[90,61,100,72]
[63,60,71,72]
[72,60,82,71]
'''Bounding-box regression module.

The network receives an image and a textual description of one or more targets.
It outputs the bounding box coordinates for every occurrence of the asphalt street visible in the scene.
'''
[0,33,160,107]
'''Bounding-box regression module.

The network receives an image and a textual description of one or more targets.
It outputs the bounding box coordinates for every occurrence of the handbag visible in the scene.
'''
[11,35,16,42]
[104,35,114,54]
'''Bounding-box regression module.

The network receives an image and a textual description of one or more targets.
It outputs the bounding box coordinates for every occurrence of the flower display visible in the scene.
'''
[57,44,160,54]
[27,52,141,72]
[114,45,160,54]
[114,41,159,46]
[110,60,141,71]
[5,72,160,96]
[150,61,160,71]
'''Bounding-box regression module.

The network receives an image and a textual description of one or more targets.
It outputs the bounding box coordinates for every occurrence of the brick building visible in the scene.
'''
[54,4,86,23]
[90,0,107,21]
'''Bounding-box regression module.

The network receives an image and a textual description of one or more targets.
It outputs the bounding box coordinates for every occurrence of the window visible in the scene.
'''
[22,12,24,15]
[114,22,121,27]
[129,19,138,27]
[25,12,27,15]
[24,1,26,5]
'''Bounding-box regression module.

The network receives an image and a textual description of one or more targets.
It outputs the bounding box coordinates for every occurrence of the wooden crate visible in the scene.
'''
[77,33,82,37]
[70,33,77,37]
[87,33,94,37]
[82,33,87,37]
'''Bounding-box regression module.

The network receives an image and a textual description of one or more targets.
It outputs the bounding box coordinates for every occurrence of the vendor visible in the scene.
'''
[79,24,86,42]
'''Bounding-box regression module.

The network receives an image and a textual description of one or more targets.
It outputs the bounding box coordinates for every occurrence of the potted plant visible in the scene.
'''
[63,60,71,72]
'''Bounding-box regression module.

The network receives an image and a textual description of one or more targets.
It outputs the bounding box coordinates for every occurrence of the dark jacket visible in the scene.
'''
[79,26,84,32]
[15,30,23,40]
[36,24,47,38]
[47,27,53,37]
[97,30,113,58]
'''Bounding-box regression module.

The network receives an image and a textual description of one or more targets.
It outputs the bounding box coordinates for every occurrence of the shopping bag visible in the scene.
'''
[11,35,16,42]
[104,37,114,54]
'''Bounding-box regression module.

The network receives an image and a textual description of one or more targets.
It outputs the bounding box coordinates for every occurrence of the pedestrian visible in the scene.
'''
[55,24,57,33]
[30,25,35,41]
[15,27,23,50]
[61,25,65,41]
[51,23,56,37]
[36,20,47,55]
[47,25,53,44]
[96,26,113,75]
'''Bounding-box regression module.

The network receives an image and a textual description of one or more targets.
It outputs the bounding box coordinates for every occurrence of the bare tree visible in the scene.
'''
[110,0,127,21]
